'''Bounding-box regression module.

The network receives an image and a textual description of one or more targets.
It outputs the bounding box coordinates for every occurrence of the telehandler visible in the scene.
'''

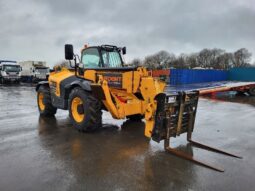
[36,44,241,172]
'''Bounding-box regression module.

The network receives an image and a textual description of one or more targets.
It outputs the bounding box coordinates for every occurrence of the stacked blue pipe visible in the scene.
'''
[170,69,228,85]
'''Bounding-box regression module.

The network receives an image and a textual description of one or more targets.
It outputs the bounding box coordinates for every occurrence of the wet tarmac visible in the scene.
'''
[0,84,255,191]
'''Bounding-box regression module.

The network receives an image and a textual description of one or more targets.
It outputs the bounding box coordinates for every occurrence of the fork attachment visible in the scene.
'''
[152,91,241,172]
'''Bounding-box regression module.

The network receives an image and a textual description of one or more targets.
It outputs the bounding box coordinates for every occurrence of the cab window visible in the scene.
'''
[101,50,122,67]
[81,48,100,68]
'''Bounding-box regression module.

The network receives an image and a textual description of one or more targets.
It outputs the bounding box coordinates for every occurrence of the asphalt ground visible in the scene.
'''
[0,84,255,191]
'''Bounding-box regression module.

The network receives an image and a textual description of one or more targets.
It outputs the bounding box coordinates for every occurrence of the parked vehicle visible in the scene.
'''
[0,60,21,84]
[36,44,241,172]
[19,61,50,82]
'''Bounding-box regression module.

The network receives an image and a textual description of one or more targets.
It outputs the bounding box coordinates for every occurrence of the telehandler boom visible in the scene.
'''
[36,44,241,172]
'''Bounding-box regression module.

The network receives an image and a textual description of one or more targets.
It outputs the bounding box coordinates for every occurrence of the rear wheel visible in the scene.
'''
[37,86,57,116]
[68,87,102,132]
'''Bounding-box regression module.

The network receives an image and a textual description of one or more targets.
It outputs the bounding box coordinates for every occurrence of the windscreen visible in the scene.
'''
[35,68,49,74]
[3,65,21,72]
[101,49,122,68]
[81,48,100,68]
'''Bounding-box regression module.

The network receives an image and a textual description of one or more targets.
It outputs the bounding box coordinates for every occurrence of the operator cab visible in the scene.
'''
[0,61,21,72]
[65,44,136,74]
[81,45,125,68]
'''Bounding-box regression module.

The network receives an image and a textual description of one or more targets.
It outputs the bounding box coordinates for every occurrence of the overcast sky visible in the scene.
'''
[0,0,255,67]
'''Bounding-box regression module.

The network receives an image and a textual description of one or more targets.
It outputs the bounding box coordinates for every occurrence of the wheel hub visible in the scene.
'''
[38,92,45,111]
[77,104,84,114]
[71,97,85,123]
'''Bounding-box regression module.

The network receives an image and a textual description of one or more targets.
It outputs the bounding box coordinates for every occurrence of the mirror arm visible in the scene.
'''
[73,54,81,77]
[69,60,72,68]
[74,54,81,63]
[74,56,77,77]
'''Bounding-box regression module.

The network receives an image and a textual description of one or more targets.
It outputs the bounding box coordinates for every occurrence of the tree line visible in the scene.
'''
[129,48,254,70]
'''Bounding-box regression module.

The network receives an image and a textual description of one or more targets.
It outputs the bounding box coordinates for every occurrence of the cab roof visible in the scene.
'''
[0,60,17,63]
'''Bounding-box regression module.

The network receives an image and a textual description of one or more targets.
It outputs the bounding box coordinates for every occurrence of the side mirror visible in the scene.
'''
[65,44,74,60]
[20,67,22,71]
[122,47,126,55]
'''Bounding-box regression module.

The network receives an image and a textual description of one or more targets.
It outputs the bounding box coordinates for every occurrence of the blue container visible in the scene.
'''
[228,68,255,81]
[170,69,227,85]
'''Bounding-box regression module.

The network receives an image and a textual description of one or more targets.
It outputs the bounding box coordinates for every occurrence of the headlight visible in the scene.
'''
[1,71,7,76]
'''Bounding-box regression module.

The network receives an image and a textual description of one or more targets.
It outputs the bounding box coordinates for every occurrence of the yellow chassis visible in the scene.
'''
[78,67,165,138]
[48,67,165,138]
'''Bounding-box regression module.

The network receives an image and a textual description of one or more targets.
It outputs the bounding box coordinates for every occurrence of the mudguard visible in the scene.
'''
[35,81,49,91]
[69,78,91,91]
[63,78,92,99]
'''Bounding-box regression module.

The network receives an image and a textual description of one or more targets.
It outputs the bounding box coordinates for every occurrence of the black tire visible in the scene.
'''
[37,85,57,116]
[248,87,255,96]
[126,114,144,121]
[68,87,102,132]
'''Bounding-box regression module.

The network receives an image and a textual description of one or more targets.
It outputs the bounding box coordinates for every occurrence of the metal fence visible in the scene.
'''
[228,68,255,81]
[169,69,227,85]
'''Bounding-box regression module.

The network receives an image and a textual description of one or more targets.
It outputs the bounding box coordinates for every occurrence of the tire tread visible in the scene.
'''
[37,86,57,116]
[68,87,102,132]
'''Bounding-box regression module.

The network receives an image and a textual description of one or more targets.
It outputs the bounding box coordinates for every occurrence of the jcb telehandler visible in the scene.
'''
[36,44,241,172]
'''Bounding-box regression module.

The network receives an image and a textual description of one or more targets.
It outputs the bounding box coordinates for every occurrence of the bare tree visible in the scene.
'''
[197,49,211,68]
[129,58,142,67]
[233,48,252,67]
[144,50,172,69]
[194,48,225,69]
[163,53,176,68]
[134,47,253,70]
[186,53,198,68]
[54,60,72,70]
[216,53,233,69]
[172,54,189,69]
[210,48,225,69]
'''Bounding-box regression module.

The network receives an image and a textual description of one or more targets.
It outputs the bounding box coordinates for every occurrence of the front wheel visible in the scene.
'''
[37,85,57,116]
[68,87,102,132]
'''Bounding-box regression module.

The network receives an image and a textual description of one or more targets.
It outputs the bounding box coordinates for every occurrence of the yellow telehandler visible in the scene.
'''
[36,44,241,172]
